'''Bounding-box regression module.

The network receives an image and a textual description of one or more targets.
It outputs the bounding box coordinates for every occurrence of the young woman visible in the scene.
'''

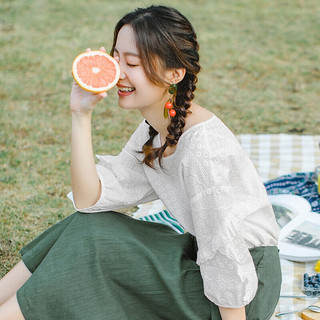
[0,6,281,320]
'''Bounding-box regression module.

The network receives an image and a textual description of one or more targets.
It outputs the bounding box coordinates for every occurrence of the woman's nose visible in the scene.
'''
[116,60,126,80]
[119,69,126,80]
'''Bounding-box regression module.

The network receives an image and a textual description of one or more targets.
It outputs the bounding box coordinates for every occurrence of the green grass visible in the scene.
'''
[1,0,319,276]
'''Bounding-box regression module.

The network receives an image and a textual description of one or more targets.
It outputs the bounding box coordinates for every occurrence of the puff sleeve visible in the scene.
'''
[68,121,158,212]
[181,123,271,307]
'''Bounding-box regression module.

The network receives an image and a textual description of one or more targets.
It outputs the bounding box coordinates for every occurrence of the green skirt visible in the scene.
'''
[17,211,281,320]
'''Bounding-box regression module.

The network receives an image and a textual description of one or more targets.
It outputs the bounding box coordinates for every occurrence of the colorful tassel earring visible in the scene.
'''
[164,84,177,118]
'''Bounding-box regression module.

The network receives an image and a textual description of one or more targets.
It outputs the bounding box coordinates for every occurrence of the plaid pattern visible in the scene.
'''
[133,134,320,319]
[276,259,319,320]
[242,135,320,320]
[237,134,320,182]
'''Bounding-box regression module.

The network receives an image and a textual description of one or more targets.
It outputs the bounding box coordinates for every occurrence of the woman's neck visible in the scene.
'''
[140,101,202,139]
[140,101,212,156]
[139,97,171,139]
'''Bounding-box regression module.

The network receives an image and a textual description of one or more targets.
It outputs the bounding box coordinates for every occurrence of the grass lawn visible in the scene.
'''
[1,0,319,276]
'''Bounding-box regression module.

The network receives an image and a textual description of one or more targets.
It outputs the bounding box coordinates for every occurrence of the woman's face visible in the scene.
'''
[113,24,169,112]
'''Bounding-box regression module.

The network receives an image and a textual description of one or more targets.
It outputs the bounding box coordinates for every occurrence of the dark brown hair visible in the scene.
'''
[111,5,200,168]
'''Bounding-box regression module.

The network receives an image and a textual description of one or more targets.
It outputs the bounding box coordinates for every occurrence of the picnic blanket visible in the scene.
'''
[134,134,320,320]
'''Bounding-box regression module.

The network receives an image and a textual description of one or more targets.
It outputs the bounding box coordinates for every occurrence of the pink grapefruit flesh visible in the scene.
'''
[72,51,120,93]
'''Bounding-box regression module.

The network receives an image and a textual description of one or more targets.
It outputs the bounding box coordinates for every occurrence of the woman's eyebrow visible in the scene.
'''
[114,48,140,58]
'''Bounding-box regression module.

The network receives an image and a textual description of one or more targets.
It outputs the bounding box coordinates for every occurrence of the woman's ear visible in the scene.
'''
[165,68,186,85]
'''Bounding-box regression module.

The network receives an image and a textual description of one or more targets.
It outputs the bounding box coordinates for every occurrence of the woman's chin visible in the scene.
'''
[117,101,139,111]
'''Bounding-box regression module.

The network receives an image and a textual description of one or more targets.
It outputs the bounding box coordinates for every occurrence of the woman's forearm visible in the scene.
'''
[218,306,246,320]
[71,112,101,209]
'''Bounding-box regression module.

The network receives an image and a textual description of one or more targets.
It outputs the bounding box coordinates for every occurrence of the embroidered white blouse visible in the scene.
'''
[69,114,279,308]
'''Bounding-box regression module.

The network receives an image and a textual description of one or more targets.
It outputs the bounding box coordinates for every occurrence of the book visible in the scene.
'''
[269,194,320,262]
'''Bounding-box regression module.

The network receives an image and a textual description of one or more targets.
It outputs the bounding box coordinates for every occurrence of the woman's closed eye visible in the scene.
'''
[127,63,139,67]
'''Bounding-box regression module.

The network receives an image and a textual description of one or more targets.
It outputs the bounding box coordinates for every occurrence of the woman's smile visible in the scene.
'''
[117,84,135,96]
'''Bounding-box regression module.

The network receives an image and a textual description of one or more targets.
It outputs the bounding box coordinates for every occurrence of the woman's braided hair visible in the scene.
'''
[111,5,200,168]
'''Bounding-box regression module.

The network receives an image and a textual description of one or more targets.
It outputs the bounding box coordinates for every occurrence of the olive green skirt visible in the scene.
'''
[17,211,281,320]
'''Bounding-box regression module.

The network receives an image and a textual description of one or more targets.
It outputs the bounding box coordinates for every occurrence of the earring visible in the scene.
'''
[164,84,177,118]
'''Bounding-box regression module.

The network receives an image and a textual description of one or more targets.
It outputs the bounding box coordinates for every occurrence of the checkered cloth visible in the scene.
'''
[133,134,320,319]
[237,134,320,183]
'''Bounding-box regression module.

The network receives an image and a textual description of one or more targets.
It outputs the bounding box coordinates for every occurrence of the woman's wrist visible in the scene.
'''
[71,109,92,118]
[218,306,246,320]
[71,110,93,127]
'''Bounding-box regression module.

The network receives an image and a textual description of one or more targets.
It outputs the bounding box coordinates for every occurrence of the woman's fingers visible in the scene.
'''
[89,91,107,107]
[82,47,106,53]
[97,91,107,98]
[85,47,105,52]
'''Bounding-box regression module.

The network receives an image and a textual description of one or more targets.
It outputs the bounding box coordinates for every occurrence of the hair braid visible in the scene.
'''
[141,122,159,167]
[166,74,198,147]
[142,73,198,168]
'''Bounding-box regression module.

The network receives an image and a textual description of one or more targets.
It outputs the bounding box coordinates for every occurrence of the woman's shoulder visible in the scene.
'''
[181,105,236,146]
[183,103,214,132]
[178,107,245,164]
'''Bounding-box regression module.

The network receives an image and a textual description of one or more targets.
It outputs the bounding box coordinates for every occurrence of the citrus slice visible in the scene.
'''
[72,50,120,93]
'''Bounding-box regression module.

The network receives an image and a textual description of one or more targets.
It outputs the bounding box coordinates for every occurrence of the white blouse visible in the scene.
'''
[69,114,279,308]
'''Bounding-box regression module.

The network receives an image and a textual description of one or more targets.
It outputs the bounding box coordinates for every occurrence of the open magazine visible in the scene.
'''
[269,194,320,262]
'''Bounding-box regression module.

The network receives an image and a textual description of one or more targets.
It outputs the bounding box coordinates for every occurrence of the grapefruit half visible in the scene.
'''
[72,51,120,93]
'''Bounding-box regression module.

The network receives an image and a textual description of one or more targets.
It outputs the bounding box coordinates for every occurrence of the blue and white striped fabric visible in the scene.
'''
[137,210,184,234]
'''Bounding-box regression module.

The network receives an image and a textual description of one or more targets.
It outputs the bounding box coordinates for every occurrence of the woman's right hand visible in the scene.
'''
[70,47,107,114]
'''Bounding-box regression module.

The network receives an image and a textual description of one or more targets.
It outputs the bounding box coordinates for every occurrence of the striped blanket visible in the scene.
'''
[138,210,184,234]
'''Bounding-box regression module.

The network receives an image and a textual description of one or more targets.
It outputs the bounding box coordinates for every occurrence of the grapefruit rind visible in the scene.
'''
[72,50,120,93]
